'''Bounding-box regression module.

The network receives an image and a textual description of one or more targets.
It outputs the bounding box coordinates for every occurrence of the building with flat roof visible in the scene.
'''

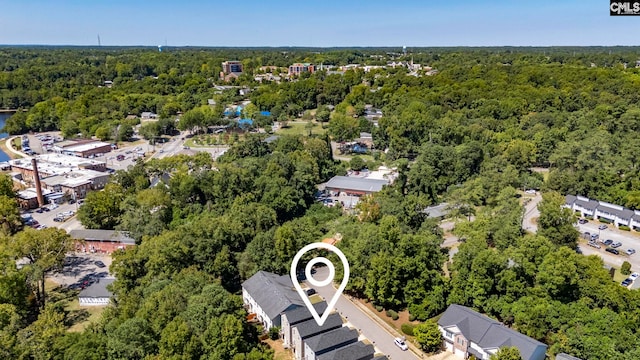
[10,154,109,200]
[10,154,106,184]
[289,63,316,76]
[63,141,113,158]
[325,176,389,196]
[41,169,110,199]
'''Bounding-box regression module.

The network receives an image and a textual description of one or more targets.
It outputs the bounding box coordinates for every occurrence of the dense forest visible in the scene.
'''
[2,47,640,359]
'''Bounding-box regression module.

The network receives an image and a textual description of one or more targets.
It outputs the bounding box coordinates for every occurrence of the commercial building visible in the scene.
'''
[41,169,110,199]
[9,154,109,201]
[63,141,113,158]
[324,176,389,196]
[221,61,244,81]
[289,63,316,76]
[69,229,135,254]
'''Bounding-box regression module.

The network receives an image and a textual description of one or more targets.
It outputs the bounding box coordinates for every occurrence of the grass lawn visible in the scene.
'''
[45,279,107,332]
[276,122,327,136]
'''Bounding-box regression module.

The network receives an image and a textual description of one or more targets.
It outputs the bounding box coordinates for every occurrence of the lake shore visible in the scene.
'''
[0,136,21,160]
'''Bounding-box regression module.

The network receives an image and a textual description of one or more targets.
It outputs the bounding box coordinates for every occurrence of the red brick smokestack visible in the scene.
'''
[31,158,45,207]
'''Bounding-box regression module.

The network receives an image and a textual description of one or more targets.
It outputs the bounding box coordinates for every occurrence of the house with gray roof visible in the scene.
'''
[78,278,115,306]
[303,327,359,360]
[565,194,640,229]
[242,271,304,330]
[325,176,389,196]
[291,313,343,360]
[282,301,328,348]
[437,304,547,360]
[316,341,376,360]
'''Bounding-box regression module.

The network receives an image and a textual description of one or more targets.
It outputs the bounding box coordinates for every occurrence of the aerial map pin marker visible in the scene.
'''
[290,242,350,327]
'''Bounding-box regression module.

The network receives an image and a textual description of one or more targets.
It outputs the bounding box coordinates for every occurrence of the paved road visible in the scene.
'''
[522,192,542,233]
[309,267,419,360]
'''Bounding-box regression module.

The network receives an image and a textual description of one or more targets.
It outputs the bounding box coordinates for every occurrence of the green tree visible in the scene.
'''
[78,183,126,229]
[621,261,631,275]
[7,228,74,309]
[490,346,522,360]
[95,126,111,141]
[117,124,134,141]
[538,191,578,248]
[413,321,442,353]
[0,196,23,235]
[350,156,365,171]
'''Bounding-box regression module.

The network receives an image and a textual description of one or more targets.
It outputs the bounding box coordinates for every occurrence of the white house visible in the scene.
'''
[565,195,640,229]
[241,271,304,330]
[78,278,115,306]
[437,304,547,360]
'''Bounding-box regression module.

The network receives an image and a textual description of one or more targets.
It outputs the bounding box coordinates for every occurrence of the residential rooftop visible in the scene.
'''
[242,271,304,321]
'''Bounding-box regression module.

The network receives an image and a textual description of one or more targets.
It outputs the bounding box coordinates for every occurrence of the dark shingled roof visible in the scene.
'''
[283,301,328,325]
[79,278,115,298]
[438,305,547,360]
[573,197,599,211]
[565,194,577,206]
[294,312,343,339]
[317,341,375,360]
[305,327,358,354]
[242,271,304,321]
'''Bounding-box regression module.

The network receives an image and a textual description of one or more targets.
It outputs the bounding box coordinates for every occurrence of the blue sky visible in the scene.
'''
[1,0,638,46]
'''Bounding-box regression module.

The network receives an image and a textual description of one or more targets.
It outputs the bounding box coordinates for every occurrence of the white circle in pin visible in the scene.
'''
[305,257,334,287]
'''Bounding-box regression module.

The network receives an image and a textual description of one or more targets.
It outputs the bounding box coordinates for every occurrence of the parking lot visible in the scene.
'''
[577,220,640,273]
[24,201,83,229]
[49,252,113,288]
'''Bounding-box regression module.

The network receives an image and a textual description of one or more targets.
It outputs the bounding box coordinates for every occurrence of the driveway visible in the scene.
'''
[522,192,542,233]
[308,267,420,360]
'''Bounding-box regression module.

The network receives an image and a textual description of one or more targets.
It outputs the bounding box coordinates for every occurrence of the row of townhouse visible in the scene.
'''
[565,195,640,230]
[242,271,385,360]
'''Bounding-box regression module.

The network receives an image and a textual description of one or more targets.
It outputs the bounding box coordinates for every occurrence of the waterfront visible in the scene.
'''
[0,113,12,162]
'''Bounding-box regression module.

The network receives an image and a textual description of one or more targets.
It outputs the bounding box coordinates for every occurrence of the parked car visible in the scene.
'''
[611,241,623,248]
[305,288,316,296]
[578,218,588,224]
[626,249,636,256]
[35,208,44,213]
[603,239,614,246]
[605,248,620,255]
[630,272,640,280]
[622,278,632,287]
[394,338,408,351]
[95,261,106,268]
[598,224,608,230]
[587,242,601,249]
[590,234,599,241]
[42,207,50,212]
